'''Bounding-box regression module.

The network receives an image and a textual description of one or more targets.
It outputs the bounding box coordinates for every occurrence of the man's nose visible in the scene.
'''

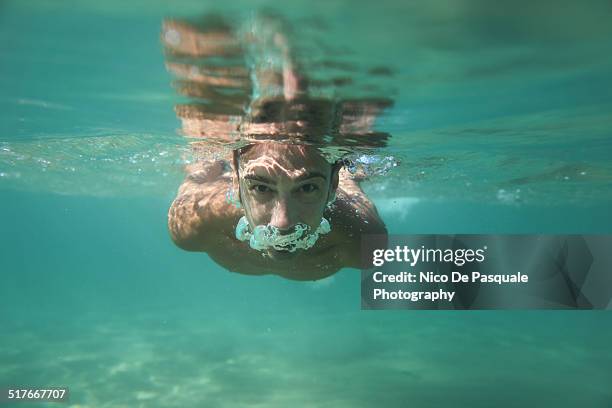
[269,198,296,232]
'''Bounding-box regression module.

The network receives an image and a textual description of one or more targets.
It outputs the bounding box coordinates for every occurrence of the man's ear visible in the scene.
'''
[231,149,243,203]
[329,161,342,201]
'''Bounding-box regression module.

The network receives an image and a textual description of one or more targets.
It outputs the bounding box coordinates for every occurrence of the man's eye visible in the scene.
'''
[300,184,319,193]
[251,184,271,193]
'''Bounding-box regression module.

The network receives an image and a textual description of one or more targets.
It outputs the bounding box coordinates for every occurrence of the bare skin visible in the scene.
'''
[168,146,387,281]
[164,14,389,280]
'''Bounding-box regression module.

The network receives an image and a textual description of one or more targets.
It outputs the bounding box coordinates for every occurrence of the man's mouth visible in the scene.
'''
[235,216,331,254]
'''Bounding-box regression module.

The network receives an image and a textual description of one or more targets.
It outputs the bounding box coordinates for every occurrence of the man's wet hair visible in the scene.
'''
[232,143,344,178]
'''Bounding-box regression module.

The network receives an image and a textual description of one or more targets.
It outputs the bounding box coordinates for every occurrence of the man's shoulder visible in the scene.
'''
[330,186,387,236]
[326,185,388,269]
[168,174,241,251]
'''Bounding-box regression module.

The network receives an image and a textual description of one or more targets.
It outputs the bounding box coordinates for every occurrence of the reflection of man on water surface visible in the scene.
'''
[163,14,391,280]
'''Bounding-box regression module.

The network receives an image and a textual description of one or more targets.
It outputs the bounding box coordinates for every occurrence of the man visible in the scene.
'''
[163,14,390,280]
[168,142,387,280]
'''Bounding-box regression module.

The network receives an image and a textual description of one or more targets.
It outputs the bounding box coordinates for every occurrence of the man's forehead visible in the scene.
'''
[241,155,328,181]
[238,143,331,178]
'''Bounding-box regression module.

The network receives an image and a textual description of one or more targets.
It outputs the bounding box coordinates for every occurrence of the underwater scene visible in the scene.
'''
[1,0,612,406]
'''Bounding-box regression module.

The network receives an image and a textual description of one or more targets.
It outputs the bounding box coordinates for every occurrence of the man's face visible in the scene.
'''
[236,143,339,260]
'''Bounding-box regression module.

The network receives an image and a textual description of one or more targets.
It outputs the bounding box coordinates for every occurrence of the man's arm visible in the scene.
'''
[168,161,241,251]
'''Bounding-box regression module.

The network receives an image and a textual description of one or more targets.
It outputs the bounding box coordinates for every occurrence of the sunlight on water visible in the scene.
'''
[1,0,611,206]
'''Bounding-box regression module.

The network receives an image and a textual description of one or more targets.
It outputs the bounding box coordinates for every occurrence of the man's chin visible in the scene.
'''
[266,248,299,261]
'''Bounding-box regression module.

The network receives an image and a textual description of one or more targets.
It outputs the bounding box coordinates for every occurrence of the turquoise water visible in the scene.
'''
[1,1,612,407]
